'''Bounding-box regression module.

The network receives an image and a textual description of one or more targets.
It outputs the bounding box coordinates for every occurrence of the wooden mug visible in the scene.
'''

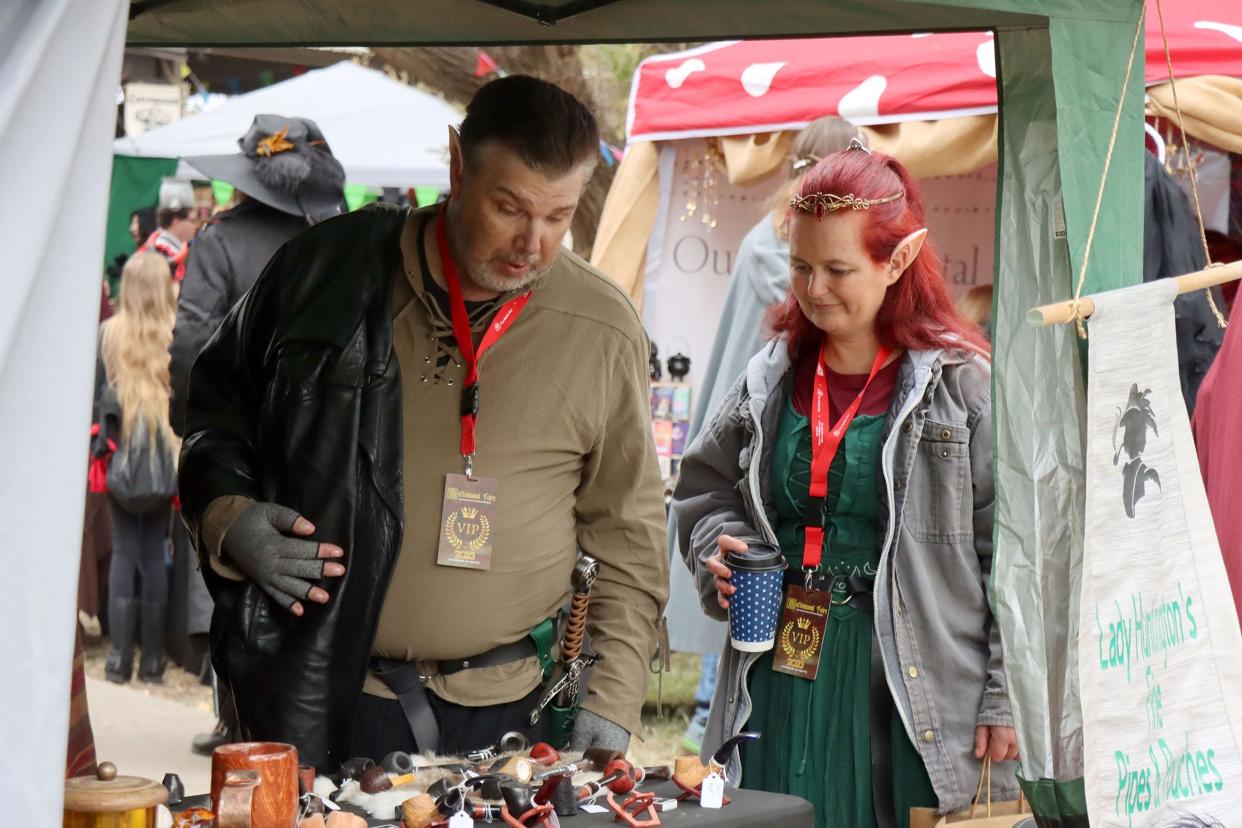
[211,742,299,828]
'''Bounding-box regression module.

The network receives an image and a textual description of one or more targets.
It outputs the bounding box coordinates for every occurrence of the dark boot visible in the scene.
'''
[138,601,166,684]
[191,718,234,756]
[104,597,137,683]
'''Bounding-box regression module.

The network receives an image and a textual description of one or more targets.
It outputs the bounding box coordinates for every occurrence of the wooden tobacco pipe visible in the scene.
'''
[402,793,442,828]
[466,731,529,762]
[529,742,560,766]
[500,792,555,828]
[403,777,501,828]
[574,768,629,802]
[604,757,671,792]
[534,746,623,781]
[674,731,761,788]
[382,751,415,775]
[487,754,534,784]
[335,756,375,784]
[360,765,417,793]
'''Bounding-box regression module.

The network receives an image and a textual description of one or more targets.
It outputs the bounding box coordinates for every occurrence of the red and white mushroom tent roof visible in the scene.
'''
[626,0,1242,142]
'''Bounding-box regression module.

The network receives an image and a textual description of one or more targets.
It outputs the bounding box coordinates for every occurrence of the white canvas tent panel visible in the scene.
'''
[113,61,462,188]
[0,1,130,825]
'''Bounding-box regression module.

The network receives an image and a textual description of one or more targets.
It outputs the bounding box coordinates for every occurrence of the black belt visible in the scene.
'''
[782,571,875,614]
[371,637,537,754]
[779,570,894,827]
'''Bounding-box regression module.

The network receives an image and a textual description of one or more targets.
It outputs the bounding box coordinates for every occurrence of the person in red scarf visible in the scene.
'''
[138,178,204,283]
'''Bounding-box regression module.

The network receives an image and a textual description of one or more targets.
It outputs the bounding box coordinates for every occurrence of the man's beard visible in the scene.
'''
[446,210,550,295]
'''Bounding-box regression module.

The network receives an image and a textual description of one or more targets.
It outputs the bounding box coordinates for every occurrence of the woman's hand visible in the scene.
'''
[974,725,1020,762]
[705,534,749,609]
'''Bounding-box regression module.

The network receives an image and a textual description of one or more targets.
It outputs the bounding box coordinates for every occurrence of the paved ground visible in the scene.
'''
[87,676,215,795]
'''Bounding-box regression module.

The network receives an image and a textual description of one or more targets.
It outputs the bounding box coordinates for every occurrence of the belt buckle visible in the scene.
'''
[827,574,854,606]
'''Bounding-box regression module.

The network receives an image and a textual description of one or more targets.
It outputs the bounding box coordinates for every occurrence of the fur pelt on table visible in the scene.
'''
[321,751,605,821]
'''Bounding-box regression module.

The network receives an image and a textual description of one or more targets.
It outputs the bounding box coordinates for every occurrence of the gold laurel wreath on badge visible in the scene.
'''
[779,617,821,661]
[444,506,490,552]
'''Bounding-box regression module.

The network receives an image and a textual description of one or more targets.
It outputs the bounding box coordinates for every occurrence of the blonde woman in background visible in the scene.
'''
[956,284,993,338]
[93,253,180,685]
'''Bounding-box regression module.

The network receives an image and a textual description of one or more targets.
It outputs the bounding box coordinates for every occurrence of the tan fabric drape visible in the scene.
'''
[719,131,794,186]
[590,140,660,306]
[1146,76,1242,155]
[861,114,1000,177]
[591,116,1001,307]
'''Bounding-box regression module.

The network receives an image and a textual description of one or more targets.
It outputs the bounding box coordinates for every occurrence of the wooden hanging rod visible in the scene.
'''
[1028,259,1242,327]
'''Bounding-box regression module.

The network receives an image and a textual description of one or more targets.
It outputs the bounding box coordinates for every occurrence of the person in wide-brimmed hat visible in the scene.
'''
[172,114,345,756]
[183,114,346,223]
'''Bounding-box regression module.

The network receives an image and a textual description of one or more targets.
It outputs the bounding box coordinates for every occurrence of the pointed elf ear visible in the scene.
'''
[888,228,929,282]
[447,127,464,194]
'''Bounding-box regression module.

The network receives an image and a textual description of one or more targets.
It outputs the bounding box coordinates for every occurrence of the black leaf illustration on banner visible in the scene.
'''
[1113,384,1161,518]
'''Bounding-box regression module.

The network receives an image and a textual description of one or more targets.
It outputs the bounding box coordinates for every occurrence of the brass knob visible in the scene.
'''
[97,762,118,782]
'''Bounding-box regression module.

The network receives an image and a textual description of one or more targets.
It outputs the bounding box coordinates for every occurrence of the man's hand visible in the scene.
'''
[221,503,345,616]
[974,725,1020,762]
[569,709,631,753]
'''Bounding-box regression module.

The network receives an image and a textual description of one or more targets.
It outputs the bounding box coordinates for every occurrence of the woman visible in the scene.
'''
[673,147,1018,828]
[95,252,179,684]
[674,116,862,753]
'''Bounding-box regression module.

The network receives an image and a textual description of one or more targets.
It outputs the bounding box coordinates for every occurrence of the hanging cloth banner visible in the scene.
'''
[1079,278,1242,826]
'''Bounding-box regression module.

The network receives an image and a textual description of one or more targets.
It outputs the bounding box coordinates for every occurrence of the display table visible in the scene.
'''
[178,781,814,826]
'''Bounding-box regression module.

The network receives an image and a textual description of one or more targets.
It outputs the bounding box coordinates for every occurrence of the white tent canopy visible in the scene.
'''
[113,61,462,188]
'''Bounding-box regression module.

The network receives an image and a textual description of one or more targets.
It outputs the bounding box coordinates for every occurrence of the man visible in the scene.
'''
[139,178,202,281]
[179,76,668,770]
[170,115,346,755]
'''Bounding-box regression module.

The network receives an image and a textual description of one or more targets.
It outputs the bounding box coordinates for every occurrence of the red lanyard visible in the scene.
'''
[802,343,892,571]
[437,208,532,474]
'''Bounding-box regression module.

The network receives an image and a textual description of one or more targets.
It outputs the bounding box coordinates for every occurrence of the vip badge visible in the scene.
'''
[772,585,830,680]
[437,473,498,570]
[445,505,490,554]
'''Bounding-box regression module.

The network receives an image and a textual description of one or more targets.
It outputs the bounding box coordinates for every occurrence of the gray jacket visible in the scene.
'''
[170,199,307,435]
[672,338,1017,813]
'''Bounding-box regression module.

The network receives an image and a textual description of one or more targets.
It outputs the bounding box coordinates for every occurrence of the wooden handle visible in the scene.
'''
[561,591,589,663]
[1028,259,1242,327]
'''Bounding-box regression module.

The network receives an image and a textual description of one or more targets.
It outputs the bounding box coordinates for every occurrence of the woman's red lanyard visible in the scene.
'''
[437,207,531,478]
[802,342,892,583]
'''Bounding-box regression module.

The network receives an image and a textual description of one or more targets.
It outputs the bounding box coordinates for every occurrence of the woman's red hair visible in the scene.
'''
[766,149,989,361]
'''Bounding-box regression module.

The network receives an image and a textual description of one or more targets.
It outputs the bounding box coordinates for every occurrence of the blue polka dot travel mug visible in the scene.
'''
[725,544,787,652]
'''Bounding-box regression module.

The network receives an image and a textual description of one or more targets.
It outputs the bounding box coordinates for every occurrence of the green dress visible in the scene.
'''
[741,394,938,828]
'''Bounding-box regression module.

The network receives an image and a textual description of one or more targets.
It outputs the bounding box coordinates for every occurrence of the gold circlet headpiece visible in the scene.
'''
[789,191,903,217]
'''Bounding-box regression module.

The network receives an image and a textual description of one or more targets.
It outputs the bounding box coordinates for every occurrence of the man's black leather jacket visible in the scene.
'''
[180,204,409,769]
